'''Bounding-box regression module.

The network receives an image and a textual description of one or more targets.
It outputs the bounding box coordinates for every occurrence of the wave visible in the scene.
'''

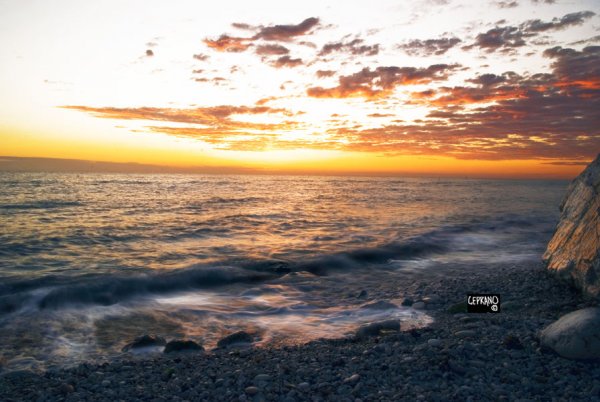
[0,200,84,210]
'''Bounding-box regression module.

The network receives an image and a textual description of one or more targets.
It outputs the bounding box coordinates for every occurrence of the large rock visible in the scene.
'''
[540,308,600,360]
[543,154,600,298]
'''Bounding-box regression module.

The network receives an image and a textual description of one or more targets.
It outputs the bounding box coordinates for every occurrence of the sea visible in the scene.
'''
[0,173,568,371]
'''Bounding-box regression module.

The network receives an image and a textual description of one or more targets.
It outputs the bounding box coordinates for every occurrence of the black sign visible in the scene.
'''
[467,294,501,313]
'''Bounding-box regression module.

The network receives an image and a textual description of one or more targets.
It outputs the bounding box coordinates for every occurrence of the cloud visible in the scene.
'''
[307,64,461,99]
[255,44,290,55]
[253,17,320,41]
[466,12,596,52]
[269,55,303,68]
[204,17,320,54]
[203,35,252,52]
[494,1,519,8]
[467,26,528,52]
[316,70,336,78]
[398,37,461,56]
[145,49,154,57]
[319,38,379,56]
[543,45,600,89]
[193,53,210,61]
[523,11,595,33]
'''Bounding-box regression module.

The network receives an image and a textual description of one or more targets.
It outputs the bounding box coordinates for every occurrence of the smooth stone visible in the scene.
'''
[121,334,166,352]
[540,307,600,360]
[427,338,443,347]
[245,386,259,395]
[412,301,426,310]
[297,382,310,392]
[343,374,360,384]
[401,298,414,306]
[454,330,477,338]
[163,339,204,354]
[254,374,271,382]
[217,331,254,348]
[355,320,400,338]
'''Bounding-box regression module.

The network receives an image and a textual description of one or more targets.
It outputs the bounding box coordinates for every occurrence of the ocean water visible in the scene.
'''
[0,173,567,370]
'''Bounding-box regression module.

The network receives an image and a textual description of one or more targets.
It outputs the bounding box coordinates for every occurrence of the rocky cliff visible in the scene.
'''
[543,154,600,298]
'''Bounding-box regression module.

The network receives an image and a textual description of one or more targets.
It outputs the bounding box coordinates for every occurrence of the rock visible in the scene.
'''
[245,386,259,395]
[217,331,253,348]
[343,374,360,384]
[540,307,600,360]
[355,320,400,338]
[163,339,204,354]
[454,330,477,339]
[357,290,368,299]
[401,298,413,306]
[502,335,524,350]
[543,154,600,298]
[121,334,166,352]
[254,374,271,383]
[412,301,426,310]
[59,383,75,394]
[427,338,443,347]
[359,300,398,310]
[447,302,468,314]
[297,382,310,392]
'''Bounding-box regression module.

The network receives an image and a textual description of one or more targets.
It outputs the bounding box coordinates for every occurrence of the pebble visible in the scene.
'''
[297,382,310,392]
[454,330,477,338]
[245,386,259,395]
[427,338,443,347]
[343,374,360,384]
[412,301,426,310]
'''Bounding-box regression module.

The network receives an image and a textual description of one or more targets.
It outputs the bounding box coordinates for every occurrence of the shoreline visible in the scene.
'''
[2,262,599,401]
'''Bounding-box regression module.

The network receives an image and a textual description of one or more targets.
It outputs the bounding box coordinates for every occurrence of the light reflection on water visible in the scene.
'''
[0,173,567,370]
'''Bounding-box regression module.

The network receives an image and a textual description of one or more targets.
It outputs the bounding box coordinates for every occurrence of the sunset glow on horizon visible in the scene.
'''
[1,0,599,178]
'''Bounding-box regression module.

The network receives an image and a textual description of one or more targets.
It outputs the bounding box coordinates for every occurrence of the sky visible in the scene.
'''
[0,0,599,178]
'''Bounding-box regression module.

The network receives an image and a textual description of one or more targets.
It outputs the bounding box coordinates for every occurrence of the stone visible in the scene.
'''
[355,320,400,338]
[359,300,398,310]
[412,301,426,310]
[217,331,254,348]
[121,334,166,352]
[245,386,259,395]
[454,330,477,339]
[544,154,600,298]
[297,382,310,392]
[163,339,204,354]
[540,307,600,360]
[427,338,443,347]
[343,374,360,384]
[401,298,413,306]
[502,335,524,350]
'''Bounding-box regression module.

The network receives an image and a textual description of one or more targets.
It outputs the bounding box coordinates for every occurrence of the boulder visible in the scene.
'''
[216,331,253,348]
[544,154,600,298]
[540,307,600,360]
[121,334,166,352]
[163,339,204,354]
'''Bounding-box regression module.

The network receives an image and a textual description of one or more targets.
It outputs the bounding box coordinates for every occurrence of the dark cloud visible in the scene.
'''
[543,45,600,89]
[467,26,528,52]
[398,37,461,56]
[255,44,290,56]
[146,42,158,47]
[319,38,379,56]
[531,0,556,4]
[523,11,595,33]
[232,22,255,30]
[570,35,600,46]
[145,49,154,57]
[466,12,596,52]
[254,17,320,41]
[307,64,461,99]
[316,70,336,78]
[269,56,303,68]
